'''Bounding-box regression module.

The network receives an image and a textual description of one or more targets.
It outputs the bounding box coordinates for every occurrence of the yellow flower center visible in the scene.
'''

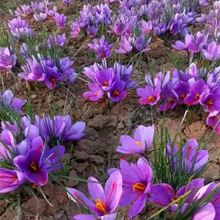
[135,141,142,148]
[95,199,106,214]
[132,183,146,192]
[148,96,155,102]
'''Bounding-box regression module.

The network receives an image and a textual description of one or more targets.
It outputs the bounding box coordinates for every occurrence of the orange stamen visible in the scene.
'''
[135,141,142,148]
[206,99,213,105]
[12,177,18,182]
[168,98,175,103]
[103,81,108,86]
[50,77,56,83]
[113,90,119,96]
[30,162,37,172]
[148,96,155,102]
[195,93,200,100]
[95,91,98,96]
[95,199,106,214]
[132,183,146,192]
[181,94,186,99]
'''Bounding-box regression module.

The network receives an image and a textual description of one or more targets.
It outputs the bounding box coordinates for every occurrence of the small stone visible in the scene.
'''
[117,122,125,130]
[67,170,78,187]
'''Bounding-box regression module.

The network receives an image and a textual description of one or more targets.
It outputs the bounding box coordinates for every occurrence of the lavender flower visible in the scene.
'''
[109,158,153,218]
[0,47,17,70]
[8,17,33,39]
[0,169,25,193]
[116,125,154,155]
[54,13,66,30]
[67,171,123,219]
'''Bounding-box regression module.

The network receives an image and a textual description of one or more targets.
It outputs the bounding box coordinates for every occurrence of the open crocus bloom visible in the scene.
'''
[108,158,153,218]
[67,171,122,220]
[116,125,154,155]
[149,178,204,211]
[0,168,25,193]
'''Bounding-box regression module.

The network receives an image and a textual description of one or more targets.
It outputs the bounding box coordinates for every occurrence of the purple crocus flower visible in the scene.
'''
[116,125,154,155]
[1,90,26,112]
[56,34,66,47]
[149,178,204,211]
[35,115,85,142]
[34,12,48,21]
[88,35,112,60]
[0,47,17,70]
[67,171,123,220]
[8,17,33,39]
[202,41,220,61]
[206,111,220,134]
[95,68,115,91]
[70,22,81,38]
[0,169,25,193]
[54,13,66,30]
[115,36,132,55]
[107,80,127,102]
[192,203,216,220]
[44,69,62,89]
[184,80,209,106]
[15,4,31,17]
[86,26,98,38]
[137,85,161,105]
[200,87,220,112]
[83,83,104,101]
[141,20,152,35]
[193,182,220,220]
[134,36,151,52]
[109,158,153,218]
[167,139,209,174]
[13,144,48,186]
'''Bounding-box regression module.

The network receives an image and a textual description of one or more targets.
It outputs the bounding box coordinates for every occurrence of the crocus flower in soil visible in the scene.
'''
[1,90,26,112]
[35,115,85,142]
[107,80,127,102]
[34,12,48,21]
[0,47,17,70]
[149,178,204,212]
[167,139,209,174]
[141,20,152,36]
[95,68,115,91]
[54,13,66,30]
[44,69,62,89]
[15,4,31,17]
[13,143,48,187]
[137,85,161,105]
[70,22,81,38]
[200,87,220,112]
[0,169,25,193]
[206,111,220,134]
[56,34,66,47]
[115,36,132,55]
[184,80,209,106]
[83,83,104,101]
[67,171,123,220]
[88,35,112,60]
[8,17,33,39]
[202,41,220,61]
[109,158,153,218]
[116,125,154,155]
[134,36,151,53]
[86,26,98,38]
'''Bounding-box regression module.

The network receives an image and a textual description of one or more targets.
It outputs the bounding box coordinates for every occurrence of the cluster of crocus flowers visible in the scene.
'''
[67,124,218,219]
[70,3,112,38]
[137,63,220,134]
[0,111,85,193]
[19,54,77,89]
[172,32,220,62]
[83,61,136,102]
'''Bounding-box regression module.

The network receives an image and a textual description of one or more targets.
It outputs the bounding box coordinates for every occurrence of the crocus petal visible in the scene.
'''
[88,176,106,202]
[193,203,216,220]
[73,214,96,220]
[105,171,123,213]
[128,193,147,218]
